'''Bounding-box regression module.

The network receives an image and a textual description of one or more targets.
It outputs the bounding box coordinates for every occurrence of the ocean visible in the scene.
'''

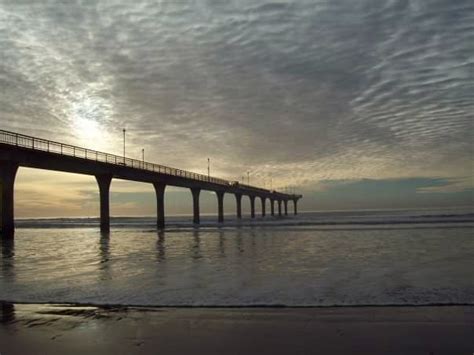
[1,208,473,307]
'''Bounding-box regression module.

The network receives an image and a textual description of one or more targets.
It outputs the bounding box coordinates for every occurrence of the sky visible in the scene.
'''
[0,0,473,217]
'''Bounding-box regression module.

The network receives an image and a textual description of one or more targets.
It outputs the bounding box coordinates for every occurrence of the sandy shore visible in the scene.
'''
[1,303,473,354]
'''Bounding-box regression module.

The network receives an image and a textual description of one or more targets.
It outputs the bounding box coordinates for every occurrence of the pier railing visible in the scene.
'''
[0,129,291,196]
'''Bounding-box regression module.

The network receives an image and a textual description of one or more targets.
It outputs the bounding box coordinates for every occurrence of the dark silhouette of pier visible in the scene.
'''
[0,130,302,238]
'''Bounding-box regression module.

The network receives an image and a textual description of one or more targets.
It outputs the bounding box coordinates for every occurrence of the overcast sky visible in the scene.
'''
[1,0,473,217]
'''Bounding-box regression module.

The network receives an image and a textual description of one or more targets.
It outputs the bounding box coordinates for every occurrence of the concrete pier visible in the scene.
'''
[284,200,288,216]
[216,192,224,223]
[0,161,18,239]
[191,188,201,224]
[95,174,112,233]
[154,182,166,229]
[293,199,298,215]
[0,129,302,236]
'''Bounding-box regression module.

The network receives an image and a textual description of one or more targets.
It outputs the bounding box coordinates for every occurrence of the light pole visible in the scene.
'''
[247,171,250,185]
[207,158,210,181]
[122,128,126,162]
[142,148,145,167]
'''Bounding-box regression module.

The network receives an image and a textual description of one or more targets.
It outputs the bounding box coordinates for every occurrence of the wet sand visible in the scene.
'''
[1,303,473,354]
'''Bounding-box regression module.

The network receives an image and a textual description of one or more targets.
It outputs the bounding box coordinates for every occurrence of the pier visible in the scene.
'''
[0,130,302,238]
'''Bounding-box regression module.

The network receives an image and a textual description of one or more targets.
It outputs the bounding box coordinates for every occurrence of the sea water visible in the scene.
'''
[1,208,473,306]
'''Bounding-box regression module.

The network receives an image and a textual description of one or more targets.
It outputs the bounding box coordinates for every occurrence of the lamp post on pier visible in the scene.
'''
[122,129,126,162]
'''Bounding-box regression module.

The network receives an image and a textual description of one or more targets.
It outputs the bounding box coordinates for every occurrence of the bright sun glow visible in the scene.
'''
[69,94,111,150]
[74,116,101,140]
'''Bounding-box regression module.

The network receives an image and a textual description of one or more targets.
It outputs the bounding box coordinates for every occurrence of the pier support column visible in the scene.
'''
[95,174,112,233]
[153,182,166,229]
[293,199,298,215]
[284,200,288,216]
[216,191,224,223]
[235,193,242,219]
[278,200,282,216]
[0,161,19,239]
[191,188,201,224]
[250,196,255,218]
[270,199,275,216]
[261,197,266,217]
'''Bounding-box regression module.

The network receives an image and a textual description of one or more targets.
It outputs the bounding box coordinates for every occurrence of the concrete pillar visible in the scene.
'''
[191,188,201,224]
[235,193,242,219]
[216,191,224,223]
[250,196,255,218]
[270,199,275,216]
[95,174,112,233]
[261,197,266,217]
[0,161,19,239]
[1,302,15,323]
[278,200,282,216]
[284,200,288,216]
[293,199,298,215]
[153,182,166,229]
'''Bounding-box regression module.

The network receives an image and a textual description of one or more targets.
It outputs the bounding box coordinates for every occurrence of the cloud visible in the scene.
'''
[1,0,473,214]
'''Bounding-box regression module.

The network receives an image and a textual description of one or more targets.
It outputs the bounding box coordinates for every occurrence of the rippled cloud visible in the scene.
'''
[1,0,473,213]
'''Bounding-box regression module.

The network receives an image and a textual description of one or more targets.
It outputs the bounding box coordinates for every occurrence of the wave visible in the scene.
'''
[411,213,474,219]
[2,299,473,309]
[14,209,474,230]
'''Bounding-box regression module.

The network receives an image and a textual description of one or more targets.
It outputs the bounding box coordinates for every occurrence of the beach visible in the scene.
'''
[2,213,473,307]
[1,211,473,353]
[1,303,473,354]
[1,0,473,352]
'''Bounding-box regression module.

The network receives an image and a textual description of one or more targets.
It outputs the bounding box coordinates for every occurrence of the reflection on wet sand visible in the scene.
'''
[98,231,110,282]
[218,229,225,258]
[192,229,202,261]
[235,227,243,253]
[1,225,472,307]
[1,302,15,324]
[99,231,110,265]
[1,238,15,283]
[156,230,166,263]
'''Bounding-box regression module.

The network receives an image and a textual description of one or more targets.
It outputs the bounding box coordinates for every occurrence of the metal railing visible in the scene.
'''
[0,129,296,197]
